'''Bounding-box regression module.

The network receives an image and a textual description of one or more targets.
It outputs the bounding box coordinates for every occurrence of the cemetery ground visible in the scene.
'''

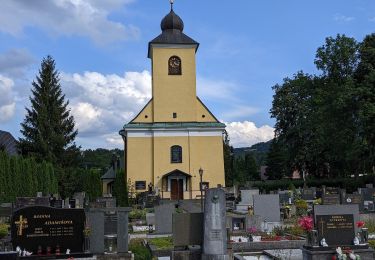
[2,183,375,259]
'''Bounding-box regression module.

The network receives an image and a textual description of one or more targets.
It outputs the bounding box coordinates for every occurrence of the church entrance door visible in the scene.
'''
[171,179,183,200]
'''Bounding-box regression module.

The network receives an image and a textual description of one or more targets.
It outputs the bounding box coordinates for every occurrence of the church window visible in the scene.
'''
[202,114,205,118]
[135,181,146,190]
[173,112,177,118]
[171,145,182,163]
[168,56,182,75]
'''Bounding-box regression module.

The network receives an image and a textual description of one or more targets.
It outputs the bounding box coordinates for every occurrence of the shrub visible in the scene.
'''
[369,240,375,249]
[0,223,9,239]
[129,209,147,220]
[295,199,308,216]
[129,239,152,260]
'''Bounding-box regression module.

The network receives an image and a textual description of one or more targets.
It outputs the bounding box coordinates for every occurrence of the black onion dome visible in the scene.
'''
[161,10,184,32]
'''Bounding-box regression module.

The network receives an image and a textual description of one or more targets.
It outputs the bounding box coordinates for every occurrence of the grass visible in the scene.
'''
[148,237,173,250]
[129,238,152,260]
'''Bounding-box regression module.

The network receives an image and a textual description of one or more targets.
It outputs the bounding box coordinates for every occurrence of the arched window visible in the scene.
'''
[171,145,182,163]
[168,56,182,75]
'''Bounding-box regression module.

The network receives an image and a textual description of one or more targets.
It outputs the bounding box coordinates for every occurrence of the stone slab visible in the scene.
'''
[155,203,175,234]
[253,195,280,222]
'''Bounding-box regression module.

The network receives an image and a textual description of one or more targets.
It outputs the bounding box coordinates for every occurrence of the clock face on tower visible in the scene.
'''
[168,56,182,75]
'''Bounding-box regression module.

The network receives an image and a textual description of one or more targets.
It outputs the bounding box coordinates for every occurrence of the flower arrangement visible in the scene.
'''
[298,216,314,232]
[356,221,365,229]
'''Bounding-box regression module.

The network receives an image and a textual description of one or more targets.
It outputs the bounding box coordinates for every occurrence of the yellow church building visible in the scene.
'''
[119,4,226,200]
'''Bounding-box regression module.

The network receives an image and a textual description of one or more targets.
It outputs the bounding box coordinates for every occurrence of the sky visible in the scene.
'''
[0,0,374,149]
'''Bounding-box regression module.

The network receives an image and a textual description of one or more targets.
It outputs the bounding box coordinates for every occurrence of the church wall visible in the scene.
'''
[127,137,153,193]
[189,135,225,198]
[152,47,197,122]
[126,132,225,199]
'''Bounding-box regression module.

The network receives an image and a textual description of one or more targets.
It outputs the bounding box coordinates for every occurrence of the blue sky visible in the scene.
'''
[0,0,374,148]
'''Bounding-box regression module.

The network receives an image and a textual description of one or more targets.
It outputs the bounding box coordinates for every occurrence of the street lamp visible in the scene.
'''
[199,167,204,212]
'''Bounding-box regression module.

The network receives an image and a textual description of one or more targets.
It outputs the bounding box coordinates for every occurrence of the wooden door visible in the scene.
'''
[171,179,184,200]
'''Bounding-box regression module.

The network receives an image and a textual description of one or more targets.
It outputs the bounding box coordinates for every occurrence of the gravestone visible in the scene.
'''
[302,188,315,201]
[88,208,130,254]
[279,193,291,205]
[314,204,359,246]
[253,194,280,222]
[343,193,364,212]
[11,206,85,254]
[146,213,155,226]
[73,192,86,208]
[173,212,203,247]
[88,209,104,254]
[235,189,259,213]
[15,197,50,209]
[246,215,264,231]
[154,203,175,234]
[202,188,229,260]
[322,187,341,205]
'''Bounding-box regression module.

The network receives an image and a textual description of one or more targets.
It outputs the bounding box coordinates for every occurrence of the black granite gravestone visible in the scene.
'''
[11,206,85,254]
[316,214,355,246]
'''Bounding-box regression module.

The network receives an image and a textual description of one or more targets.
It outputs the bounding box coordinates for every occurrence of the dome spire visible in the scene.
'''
[170,0,174,10]
[161,0,184,32]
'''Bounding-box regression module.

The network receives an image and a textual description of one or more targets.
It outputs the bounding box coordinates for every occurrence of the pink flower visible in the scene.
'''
[298,216,314,231]
[247,226,258,234]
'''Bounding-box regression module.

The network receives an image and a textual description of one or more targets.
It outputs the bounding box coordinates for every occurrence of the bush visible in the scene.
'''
[129,209,148,220]
[129,239,152,260]
[295,199,308,216]
[0,223,9,239]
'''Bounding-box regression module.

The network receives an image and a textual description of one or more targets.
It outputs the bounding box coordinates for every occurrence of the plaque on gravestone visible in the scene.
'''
[316,214,354,246]
[11,206,85,254]
[322,194,340,205]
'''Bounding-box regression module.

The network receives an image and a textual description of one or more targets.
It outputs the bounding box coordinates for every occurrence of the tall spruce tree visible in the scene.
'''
[19,56,79,167]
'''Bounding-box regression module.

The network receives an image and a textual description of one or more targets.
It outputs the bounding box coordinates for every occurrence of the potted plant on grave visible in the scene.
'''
[247,227,262,242]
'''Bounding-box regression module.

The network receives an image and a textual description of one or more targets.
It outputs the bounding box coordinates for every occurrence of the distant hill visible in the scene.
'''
[233,139,273,167]
[233,139,272,156]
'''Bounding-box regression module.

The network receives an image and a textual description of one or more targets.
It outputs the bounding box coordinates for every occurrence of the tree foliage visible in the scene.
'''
[269,33,375,179]
[18,55,79,167]
[0,151,58,203]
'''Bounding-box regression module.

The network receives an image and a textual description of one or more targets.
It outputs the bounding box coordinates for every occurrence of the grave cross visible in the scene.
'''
[319,218,325,237]
[15,215,28,236]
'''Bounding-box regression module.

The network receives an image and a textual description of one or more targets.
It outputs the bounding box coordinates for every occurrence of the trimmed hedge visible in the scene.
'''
[249,175,374,193]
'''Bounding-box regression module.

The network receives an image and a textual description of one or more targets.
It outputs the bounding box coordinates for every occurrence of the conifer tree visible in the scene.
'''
[19,55,79,167]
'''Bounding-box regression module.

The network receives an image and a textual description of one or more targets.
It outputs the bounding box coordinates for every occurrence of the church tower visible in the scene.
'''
[119,3,226,200]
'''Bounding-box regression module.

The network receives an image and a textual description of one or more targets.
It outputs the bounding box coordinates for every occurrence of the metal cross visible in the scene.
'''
[319,219,325,236]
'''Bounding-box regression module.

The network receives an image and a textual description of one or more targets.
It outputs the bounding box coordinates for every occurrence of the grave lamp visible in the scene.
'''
[199,167,204,212]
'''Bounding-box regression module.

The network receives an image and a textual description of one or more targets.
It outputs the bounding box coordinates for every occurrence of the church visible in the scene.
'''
[119,3,226,200]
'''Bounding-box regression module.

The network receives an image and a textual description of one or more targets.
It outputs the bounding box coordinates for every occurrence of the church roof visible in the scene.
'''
[0,130,18,155]
[148,6,199,58]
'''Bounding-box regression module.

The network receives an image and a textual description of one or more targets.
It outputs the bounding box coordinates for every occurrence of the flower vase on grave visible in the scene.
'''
[84,236,90,252]
[361,228,368,244]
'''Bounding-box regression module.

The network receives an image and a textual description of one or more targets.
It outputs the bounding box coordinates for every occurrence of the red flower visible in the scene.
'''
[356,221,365,228]
[298,216,314,231]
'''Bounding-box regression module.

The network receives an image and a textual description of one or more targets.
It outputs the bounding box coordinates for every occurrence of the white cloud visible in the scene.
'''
[225,121,274,148]
[0,0,139,45]
[0,75,16,122]
[62,70,151,142]
[334,14,355,22]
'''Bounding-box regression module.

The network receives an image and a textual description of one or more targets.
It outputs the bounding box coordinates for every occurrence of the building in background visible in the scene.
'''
[0,130,18,156]
[120,3,226,200]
